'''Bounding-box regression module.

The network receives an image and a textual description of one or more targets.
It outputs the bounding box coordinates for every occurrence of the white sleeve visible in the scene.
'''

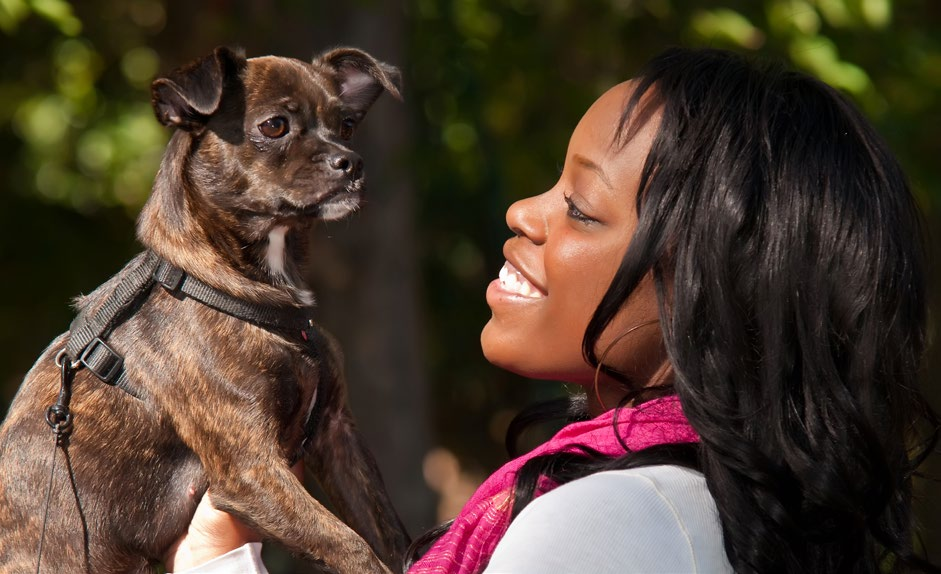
[483,466,731,574]
[170,542,268,574]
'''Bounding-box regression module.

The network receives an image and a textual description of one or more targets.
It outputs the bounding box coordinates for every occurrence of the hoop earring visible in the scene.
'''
[592,319,660,412]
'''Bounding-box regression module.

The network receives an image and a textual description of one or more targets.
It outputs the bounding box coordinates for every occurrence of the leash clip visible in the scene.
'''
[54,349,81,371]
[45,353,77,444]
[45,404,73,436]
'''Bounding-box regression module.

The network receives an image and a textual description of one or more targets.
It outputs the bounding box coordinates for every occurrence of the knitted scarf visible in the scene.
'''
[408,395,699,574]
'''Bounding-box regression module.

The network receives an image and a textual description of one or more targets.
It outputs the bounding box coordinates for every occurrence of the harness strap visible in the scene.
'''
[298,329,325,456]
[65,252,160,360]
[62,251,315,401]
[152,258,312,333]
[64,252,161,398]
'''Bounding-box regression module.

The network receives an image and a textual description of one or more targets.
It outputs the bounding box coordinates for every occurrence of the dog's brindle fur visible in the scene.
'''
[0,47,408,573]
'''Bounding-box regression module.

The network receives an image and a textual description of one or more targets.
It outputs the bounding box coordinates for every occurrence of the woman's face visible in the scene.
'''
[481,81,666,399]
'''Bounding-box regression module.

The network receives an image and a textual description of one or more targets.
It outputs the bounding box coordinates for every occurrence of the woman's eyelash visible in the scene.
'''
[563,194,596,224]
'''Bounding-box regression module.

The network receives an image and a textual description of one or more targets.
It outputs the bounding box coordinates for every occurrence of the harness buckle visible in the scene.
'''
[79,337,125,385]
[154,260,185,291]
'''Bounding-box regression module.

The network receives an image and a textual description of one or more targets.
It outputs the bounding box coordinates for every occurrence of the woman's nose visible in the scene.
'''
[505,192,548,244]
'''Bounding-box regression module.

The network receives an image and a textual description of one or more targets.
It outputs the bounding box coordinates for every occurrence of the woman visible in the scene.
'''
[166,47,940,573]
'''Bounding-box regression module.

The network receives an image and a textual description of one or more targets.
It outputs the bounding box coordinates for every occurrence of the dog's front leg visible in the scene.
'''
[305,405,411,570]
[165,363,392,574]
[207,452,392,574]
[303,330,411,570]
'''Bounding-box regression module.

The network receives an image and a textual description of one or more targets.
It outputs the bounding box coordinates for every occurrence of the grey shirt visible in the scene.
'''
[484,466,733,573]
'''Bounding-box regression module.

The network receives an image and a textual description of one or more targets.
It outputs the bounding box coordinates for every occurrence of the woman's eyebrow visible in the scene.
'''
[573,153,613,190]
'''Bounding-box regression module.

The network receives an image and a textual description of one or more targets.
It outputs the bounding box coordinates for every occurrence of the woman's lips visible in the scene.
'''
[497,261,544,299]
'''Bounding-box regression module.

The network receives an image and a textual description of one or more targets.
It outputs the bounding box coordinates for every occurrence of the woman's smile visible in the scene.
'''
[490,261,545,299]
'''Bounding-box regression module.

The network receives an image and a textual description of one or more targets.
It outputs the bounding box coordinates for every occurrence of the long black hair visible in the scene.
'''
[409,47,940,573]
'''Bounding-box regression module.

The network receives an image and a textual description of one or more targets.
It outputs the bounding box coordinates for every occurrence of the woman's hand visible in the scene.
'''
[163,462,304,572]
[162,489,262,572]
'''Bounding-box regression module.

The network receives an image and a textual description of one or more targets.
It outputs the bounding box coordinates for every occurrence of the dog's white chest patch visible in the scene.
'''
[266,225,289,280]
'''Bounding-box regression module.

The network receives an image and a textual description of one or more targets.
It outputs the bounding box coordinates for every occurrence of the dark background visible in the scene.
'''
[1,1,939,571]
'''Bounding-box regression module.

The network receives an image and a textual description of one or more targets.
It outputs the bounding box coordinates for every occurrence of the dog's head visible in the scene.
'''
[143,47,400,295]
[150,45,400,228]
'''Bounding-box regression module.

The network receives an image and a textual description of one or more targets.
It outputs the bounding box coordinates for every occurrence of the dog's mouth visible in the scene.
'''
[276,182,363,221]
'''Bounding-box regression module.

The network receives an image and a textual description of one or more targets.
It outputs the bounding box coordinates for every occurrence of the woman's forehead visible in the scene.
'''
[579,81,636,135]
[575,80,661,147]
[568,80,660,178]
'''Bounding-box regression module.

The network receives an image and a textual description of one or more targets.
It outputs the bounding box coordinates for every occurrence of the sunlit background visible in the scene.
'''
[1,1,939,571]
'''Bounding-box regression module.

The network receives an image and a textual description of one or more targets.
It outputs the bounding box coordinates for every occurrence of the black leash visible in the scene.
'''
[36,353,78,573]
[35,434,59,574]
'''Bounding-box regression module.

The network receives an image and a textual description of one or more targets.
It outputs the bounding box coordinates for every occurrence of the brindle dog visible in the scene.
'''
[0,46,408,573]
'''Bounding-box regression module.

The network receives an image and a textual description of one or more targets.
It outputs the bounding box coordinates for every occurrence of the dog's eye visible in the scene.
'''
[339,117,356,140]
[259,117,289,138]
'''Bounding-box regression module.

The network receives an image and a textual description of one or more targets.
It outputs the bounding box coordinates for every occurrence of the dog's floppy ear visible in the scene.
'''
[151,46,247,131]
[317,47,402,115]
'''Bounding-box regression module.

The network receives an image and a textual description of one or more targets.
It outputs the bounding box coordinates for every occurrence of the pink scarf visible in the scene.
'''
[408,395,698,574]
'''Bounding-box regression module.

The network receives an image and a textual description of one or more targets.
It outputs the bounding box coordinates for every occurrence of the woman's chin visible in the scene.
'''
[479,320,506,367]
[480,323,525,374]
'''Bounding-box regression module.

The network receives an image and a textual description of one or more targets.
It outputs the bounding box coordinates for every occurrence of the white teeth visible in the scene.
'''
[498,262,543,298]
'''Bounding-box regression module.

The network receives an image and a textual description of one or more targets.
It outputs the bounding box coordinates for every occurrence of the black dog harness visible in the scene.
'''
[48,250,325,440]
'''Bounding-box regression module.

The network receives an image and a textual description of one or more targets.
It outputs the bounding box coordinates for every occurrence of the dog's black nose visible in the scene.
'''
[328,152,363,180]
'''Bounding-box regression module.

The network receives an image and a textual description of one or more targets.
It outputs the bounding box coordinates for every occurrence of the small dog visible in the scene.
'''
[0,46,408,573]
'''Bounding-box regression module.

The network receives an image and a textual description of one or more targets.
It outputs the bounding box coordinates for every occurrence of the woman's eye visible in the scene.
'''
[564,194,597,224]
[339,117,356,140]
[258,117,289,138]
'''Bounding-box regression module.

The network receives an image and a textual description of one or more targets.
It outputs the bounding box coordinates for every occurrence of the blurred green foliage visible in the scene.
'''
[1,0,940,565]
[1,0,166,211]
